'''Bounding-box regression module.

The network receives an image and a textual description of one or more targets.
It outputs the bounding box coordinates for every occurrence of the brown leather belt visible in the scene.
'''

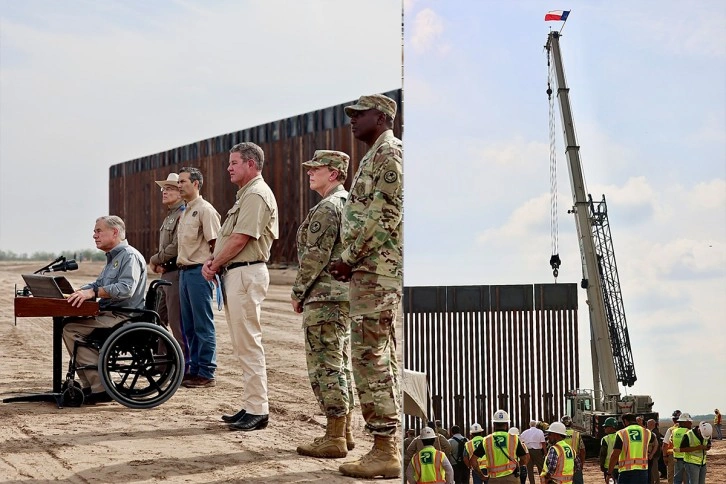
[177,263,202,271]
[224,261,264,273]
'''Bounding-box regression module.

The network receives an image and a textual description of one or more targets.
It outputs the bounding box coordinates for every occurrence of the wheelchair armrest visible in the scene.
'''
[150,279,172,290]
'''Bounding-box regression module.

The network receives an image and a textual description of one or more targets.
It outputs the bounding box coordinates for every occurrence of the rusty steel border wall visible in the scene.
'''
[403,283,579,434]
[109,89,402,265]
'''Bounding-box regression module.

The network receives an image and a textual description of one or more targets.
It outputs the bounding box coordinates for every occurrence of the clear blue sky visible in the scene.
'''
[0,0,401,254]
[403,0,725,416]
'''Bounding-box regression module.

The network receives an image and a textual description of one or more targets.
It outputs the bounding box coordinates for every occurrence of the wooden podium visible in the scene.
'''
[5,297,99,405]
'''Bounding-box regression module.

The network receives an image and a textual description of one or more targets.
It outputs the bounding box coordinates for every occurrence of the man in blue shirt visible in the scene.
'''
[64,215,147,404]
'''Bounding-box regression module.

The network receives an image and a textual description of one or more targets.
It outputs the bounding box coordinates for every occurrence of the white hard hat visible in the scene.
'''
[420,426,436,440]
[470,423,484,433]
[699,422,713,439]
[546,422,568,436]
[492,409,510,423]
[509,427,520,435]
[678,412,692,422]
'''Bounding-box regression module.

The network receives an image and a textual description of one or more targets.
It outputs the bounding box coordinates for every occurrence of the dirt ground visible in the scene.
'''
[0,261,388,483]
[1,261,724,483]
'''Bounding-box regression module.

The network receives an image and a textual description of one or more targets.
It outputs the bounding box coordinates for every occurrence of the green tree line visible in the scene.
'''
[0,249,106,262]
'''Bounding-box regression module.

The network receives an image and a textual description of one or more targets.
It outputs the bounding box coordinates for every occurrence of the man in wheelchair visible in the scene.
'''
[64,215,147,404]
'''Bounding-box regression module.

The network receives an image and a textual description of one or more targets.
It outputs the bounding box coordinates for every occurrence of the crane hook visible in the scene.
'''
[549,254,561,279]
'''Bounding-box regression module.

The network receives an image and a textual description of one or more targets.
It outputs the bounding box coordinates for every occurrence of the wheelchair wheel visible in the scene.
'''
[98,322,184,409]
[60,380,84,407]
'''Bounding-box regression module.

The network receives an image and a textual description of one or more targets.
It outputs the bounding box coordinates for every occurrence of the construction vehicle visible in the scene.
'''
[544,30,658,446]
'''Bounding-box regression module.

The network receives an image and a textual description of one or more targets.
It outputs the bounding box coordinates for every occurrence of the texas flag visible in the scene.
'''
[545,10,570,21]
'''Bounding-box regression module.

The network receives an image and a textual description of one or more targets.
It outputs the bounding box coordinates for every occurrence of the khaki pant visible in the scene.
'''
[222,263,270,415]
[490,473,520,484]
[62,312,128,393]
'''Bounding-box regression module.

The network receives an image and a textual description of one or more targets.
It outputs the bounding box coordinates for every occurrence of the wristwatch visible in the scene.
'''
[93,286,99,298]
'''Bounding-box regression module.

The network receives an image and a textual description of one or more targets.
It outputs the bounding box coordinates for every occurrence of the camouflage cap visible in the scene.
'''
[344,93,397,119]
[302,150,350,174]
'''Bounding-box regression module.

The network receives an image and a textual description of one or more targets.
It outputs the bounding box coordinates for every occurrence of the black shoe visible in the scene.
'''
[228,413,268,431]
[85,391,114,405]
[221,408,246,423]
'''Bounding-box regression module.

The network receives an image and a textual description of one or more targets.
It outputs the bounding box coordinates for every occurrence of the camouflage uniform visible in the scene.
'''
[340,128,403,437]
[292,180,355,418]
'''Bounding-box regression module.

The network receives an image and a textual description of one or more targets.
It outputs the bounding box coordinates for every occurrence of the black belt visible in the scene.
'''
[224,261,264,272]
[177,263,202,271]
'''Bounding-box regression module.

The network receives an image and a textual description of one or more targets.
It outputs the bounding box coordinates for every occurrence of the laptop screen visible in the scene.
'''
[21,274,75,299]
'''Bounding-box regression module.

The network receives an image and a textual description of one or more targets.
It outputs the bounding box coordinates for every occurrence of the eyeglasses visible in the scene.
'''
[160,186,179,192]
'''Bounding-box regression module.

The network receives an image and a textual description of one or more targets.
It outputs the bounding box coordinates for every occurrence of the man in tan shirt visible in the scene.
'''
[177,167,220,388]
[202,142,278,432]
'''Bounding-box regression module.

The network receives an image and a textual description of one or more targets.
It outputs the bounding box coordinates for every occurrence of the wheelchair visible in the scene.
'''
[61,279,185,409]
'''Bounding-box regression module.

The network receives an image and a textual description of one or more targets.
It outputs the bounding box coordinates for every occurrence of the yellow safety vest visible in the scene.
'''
[672,427,689,460]
[483,431,519,478]
[617,425,651,472]
[565,428,581,455]
[541,441,575,483]
[412,445,447,483]
[682,430,708,466]
[465,435,486,471]
[664,424,679,455]
[601,433,618,470]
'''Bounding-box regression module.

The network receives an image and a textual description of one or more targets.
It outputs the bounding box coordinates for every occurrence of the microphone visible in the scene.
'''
[49,259,79,272]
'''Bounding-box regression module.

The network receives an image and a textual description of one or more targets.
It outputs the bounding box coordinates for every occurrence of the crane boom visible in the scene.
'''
[546,31,620,412]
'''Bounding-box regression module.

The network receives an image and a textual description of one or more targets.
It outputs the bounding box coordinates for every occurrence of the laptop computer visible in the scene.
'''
[21,274,76,299]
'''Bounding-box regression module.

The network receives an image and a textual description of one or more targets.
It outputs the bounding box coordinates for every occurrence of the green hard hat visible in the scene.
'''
[604,417,618,427]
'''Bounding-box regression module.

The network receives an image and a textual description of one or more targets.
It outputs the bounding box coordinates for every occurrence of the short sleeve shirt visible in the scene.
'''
[177,195,221,265]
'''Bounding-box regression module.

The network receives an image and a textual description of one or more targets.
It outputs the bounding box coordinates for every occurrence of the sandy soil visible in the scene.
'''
[1,261,724,483]
[0,261,383,483]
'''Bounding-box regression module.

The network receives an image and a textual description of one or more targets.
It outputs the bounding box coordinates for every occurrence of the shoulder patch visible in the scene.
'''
[384,171,398,183]
[310,221,321,233]
[192,210,198,217]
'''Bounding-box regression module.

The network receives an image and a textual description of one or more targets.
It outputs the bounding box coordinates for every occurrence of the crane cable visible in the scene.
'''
[547,47,561,280]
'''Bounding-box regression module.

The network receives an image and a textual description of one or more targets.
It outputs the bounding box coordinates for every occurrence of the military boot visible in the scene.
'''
[297,415,347,458]
[345,411,355,450]
[338,434,400,479]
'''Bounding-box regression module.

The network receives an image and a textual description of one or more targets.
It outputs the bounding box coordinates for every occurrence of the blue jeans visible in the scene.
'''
[617,469,648,484]
[179,266,217,379]
[673,458,687,484]
[684,463,706,484]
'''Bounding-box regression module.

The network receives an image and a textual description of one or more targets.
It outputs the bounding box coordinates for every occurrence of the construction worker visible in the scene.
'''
[680,421,712,484]
[714,409,723,440]
[406,427,454,484]
[560,415,585,484]
[405,421,453,466]
[607,413,656,484]
[463,423,487,484]
[472,410,529,483]
[667,412,693,484]
[539,422,577,484]
[599,417,619,482]
[662,410,681,484]
[508,427,529,484]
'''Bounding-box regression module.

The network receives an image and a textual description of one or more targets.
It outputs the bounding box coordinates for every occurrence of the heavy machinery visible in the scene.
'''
[545,30,657,444]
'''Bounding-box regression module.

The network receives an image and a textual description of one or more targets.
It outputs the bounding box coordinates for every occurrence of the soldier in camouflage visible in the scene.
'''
[330,93,403,479]
[291,150,356,459]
